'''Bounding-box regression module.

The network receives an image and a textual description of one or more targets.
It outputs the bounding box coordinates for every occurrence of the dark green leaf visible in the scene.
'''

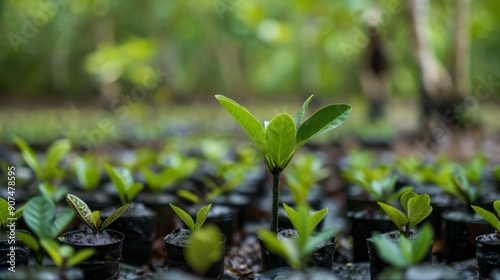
[101,204,129,230]
[51,208,74,238]
[24,196,55,238]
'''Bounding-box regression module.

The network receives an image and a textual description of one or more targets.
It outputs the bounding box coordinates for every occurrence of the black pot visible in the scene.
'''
[258,267,340,280]
[376,264,466,280]
[0,266,83,280]
[137,192,178,235]
[186,205,236,247]
[59,230,124,280]
[164,228,226,279]
[347,210,397,262]
[259,228,337,271]
[367,230,433,280]
[476,232,500,278]
[441,210,493,263]
[101,203,157,265]
[0,230,30,269]
[212,193,251,231]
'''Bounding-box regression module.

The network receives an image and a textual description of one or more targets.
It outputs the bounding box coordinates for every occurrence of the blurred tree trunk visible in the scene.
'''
[406,0,470,142]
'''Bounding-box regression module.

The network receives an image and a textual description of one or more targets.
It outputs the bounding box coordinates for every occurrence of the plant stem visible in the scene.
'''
[271,169,281,233]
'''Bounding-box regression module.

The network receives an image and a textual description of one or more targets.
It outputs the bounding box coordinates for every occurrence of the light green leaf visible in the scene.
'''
[91,211,101,229]
[0,198,9,227]
[170,203,195,231]
[283,203,299,230]
[303,227,337,256]
[75,157,100,191]
[400,191,418,213]
[50,208,74,238]
[195,204,212,231]
[412,223,434,263]
[308,208,328,233]
[14,203,26,220]
[17,231,39,251]
[258,229,292,266]
[45,139,71,172]
[126,182,144,203]
[296,104,352,149]
[66,194,93,230]
[472,205,500,231]
[378,202,408,232]
[104,164,128,205]
[399,235,413,263]
[372,234,408,268]
[24,196,55,238]
[177,190,202,204]
[215,95,266,153]
[13,136,42,179]
[40,238,62,267]
[100,204,129,230]
[494,201,500,218]
[293,95,314,130]
[407,194,433,229]
[185,224,223,275]
[265,113,296,170]
[68,248,95,267]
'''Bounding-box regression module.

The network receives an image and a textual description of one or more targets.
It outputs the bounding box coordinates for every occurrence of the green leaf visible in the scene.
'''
[399,235,413,264]
[293,95,314,130]
[126,182,144,203]
[412,223,434,263]
[52,186,69,204]
[0,198,9,227]
[265,113,296,169]
[303,227,337,256]
[68,248,95,267]
[372,234,408,268]
[13,136,42,179]
[17,231,39,251]
[24,196,55,238]
[45,139,71,173]
[472,205,500,231]
[100,204,129,230]
[400,191,418,214]
[50,208,74,238]
[170,203,195,231]
[494,201,500,218]
[308,208,328,233]
[13,203,26,220]
[215,95,266,153]
[195,204,212,231]
[283,203,299,228]
[75,157,100,191]
[38,182,56,203]
[407,194,433,229]
[91,211,101,229]
[66,194,93,231]
[378,202,408,232]
[257,228,292,266]
[40,238,62,267]
[104,164,128,205]
[295,104,352,149]
[185,224,223,275]
[177,190,202,204]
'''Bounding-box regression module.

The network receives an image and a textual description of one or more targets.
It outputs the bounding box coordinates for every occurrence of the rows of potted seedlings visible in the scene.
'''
[3,95,500,279]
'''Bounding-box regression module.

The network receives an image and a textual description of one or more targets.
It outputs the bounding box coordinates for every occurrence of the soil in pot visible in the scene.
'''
[260,228,337,271]
[347,210,397,262]
[59,229,124,280]
[101,202,157,265]
[441,210,493,263]
[0,230,30,269]
[164,228,226,279]
[367,230,433,280]
[185,205,236,247]
[0,266,84,280]
[476,232,500,278]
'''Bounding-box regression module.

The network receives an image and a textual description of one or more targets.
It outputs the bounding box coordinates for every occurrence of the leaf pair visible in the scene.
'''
[258,204,337,270]
[215,95,352,172]
[169,203,211,232]
[471,201,500,232]
[372,223,434,268]
[40,239,95,268]
[66,194,129,234]
[23,196,74,239]
[378,191,433,236]
[105,164,143,204]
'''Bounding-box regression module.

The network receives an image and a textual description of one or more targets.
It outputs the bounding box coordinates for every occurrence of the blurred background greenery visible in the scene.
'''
[1,0,500,151]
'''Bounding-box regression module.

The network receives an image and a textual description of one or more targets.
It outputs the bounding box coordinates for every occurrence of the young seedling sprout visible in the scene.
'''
[169,203,212,232]
[216,95,351,233]
[471,201,500,235]
[66,194,129,234]
[378,191,433,237]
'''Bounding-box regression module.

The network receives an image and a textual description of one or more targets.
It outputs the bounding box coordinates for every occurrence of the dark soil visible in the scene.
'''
[477,232,500,244]
[164,228,190,247]
[62,230,121,246]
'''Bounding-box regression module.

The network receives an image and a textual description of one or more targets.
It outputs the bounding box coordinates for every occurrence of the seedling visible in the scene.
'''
[216,95,351,233]
[378,191,433,237]
[439,168,482,213]
[105,164,143,205]
[284,153,331,205]
[66,194,129,234]
[38,182,68,204]
[141,153,199,193]
[258,204,337,270]
[372,223,434,268]
[40,238,95,271]
[17,196,75,265]
[0,197,25,230]
[471,201,500,233]
[169,203,211,232]
[185,224,224,276]
[74,156,101,191]
[341,164,392,191]
[13,136,71,183]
